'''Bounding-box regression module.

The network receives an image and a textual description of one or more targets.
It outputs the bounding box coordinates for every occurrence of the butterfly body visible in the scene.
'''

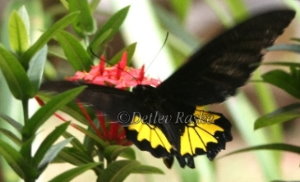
[42,9,295,168]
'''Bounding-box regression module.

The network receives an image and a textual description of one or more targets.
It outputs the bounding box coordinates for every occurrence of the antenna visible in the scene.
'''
[144,32,169,74]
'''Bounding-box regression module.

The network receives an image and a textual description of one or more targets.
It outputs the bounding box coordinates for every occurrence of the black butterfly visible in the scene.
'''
[42,9,295,168]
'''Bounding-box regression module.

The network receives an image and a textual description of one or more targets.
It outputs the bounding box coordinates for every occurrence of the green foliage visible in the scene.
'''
[22,87,85,137]
[255,103,300,129]
[89,6,130,55]
[22,12,79,66]
[49,163,100,182]
[55,30,92,71]
[99,160,164,182]
[0,45,33,99]
[221,143,300,157]
[8,10,29,54]
[108,42,137,65]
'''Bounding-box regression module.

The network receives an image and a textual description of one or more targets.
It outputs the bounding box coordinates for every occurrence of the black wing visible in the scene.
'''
[157,9,295,106]
[41,81,138,122]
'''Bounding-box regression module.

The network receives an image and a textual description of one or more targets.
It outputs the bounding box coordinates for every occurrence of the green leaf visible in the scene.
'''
[33,122,70,166]
[267,44,300,53]
[262,69,300,99]
[60,0,69,9]
[89,6,129,54]
[23,86,85,136]
[22,12,79,65]
[100,160,163,182]
[154,5,198,51]
[89,29,112,55]
[73,124,107,147]
[18,6,30,35]
[55,31,92,71]
[63,132,86,152]
[8,10,29,54]
[27,45,48,94]
[37,93,89,125]
[108,43,136,65]
[0,128,22,145]
[103,145,136,162]
[38,138,73,170]
[255,103,300,130]
[0,114,23,131]
[221,143,300,158]
[225,0,249,22]
[0,45,33,99]
[49,163,99,182]
[170,0,191,21]
[0,139,26,178]
[55,147,93,165]
[68,0,95,34]
[261,61,300,68]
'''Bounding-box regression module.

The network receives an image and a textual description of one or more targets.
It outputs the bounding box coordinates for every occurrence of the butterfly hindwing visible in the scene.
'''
[179,107,231,159]
[126,115,173,157]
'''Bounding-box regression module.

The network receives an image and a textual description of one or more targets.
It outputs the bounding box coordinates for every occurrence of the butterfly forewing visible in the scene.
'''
[157,9,295,106]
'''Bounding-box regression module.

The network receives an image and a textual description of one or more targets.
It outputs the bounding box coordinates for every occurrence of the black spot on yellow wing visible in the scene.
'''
[125,116,173,158]
[179,106,232,160]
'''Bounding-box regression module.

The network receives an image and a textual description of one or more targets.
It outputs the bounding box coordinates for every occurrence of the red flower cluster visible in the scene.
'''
[68,52,160,88]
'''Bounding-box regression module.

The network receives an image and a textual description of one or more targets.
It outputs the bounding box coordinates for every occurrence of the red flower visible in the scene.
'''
[67,52,161,88]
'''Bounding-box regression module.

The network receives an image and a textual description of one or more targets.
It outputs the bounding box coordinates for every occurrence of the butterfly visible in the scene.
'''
[42,9,295,168]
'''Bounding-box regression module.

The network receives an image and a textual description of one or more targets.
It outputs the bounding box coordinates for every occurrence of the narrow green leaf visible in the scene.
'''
[0,45,33,99]
[221,143,300,158]
[89,6,129,53]
[0,114,23,131]
[255,103,300,130]
[225,0,249,22]
[33,122,70,166]
[89,29,112,55]
[8,11,29,54]
[27,45,48,94]
[55,147,93,165]
[170,0,191,21]
[23,12,79,65]
[74,124,107,147]
[23,86,85,136]
[103,145,136,162]
[90,0,101,12]
[60,0,69,9]
[49,163,99,182]
[38,138,73,170]
[0,139,25,178]
[261,62,300,68]
[154,5,198,50]
[262,69,300,99]
[108,43,136,65]
[267,44,300,53]
[18,6,30,35]
[55,31,92,71]
[63,132,86,152]
[68,0,95,34]
[100,160,163,182]
[37,93,89,125]
[0,128,22,145]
